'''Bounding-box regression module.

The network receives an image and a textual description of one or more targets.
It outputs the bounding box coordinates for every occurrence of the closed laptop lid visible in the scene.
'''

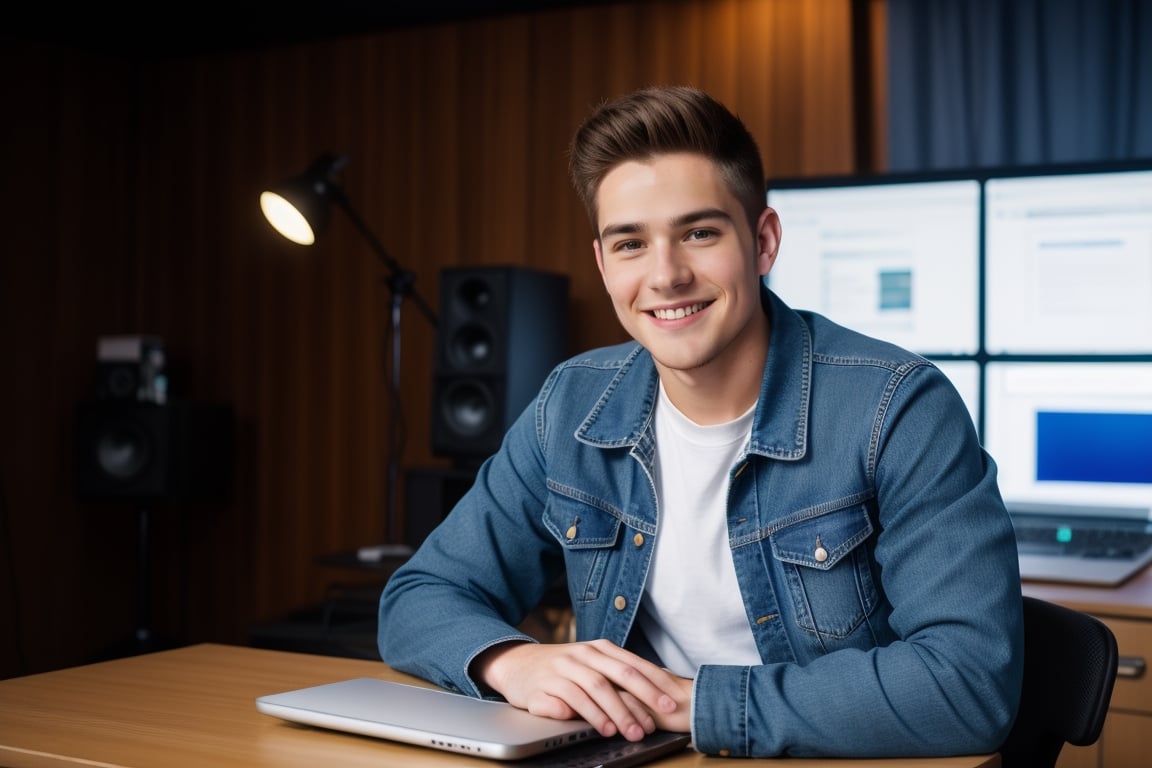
[256,677,601,761]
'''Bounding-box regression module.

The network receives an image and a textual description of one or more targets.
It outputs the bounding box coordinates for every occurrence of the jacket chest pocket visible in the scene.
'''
[769,504,879,640]
[544,494,623,604]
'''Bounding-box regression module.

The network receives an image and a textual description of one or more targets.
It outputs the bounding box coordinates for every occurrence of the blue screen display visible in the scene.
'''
[1036,411,1152,484]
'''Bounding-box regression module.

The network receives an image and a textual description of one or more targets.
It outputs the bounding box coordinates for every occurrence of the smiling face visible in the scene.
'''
[593,153,781,416]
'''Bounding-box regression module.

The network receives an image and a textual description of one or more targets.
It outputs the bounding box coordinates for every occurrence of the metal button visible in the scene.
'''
[633,532,644,547]
[814,536,828,563]
[613,595,627,611]
[566,525,577,540]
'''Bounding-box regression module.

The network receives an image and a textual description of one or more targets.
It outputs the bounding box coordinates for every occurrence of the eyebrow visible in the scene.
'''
[599,207,734,241]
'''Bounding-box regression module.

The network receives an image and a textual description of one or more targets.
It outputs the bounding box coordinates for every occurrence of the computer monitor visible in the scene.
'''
[984,166,1152,354]
[983,361,1152,518]
[766,175,981,356]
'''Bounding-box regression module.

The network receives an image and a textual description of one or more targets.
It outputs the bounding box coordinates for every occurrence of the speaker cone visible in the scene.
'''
[95,424,152,480]
[96,362,142,401]
[76,400,233,502]
[449,325,494,369]
[440,380,495,436]
[457,277,492,311]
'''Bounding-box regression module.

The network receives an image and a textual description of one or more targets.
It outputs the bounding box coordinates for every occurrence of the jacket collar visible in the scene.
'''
[576,283,810,461]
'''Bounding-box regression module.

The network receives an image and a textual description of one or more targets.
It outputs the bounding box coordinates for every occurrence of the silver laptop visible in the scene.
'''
[256,677,691,764]
[1009,502,1152,586]
[984,363,1152,586]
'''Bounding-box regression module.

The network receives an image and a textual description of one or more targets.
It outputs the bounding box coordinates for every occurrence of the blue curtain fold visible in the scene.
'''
[887,0,1152,170]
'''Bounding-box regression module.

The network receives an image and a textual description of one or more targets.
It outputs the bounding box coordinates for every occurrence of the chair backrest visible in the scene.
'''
[998,596,1119,768]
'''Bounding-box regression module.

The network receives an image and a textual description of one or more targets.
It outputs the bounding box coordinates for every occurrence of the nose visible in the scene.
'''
[648,240,693,291]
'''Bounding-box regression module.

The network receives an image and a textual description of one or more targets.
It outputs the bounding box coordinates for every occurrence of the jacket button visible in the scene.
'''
[566,525,578,540]
[814,546,828,562]
[613,595,627,611]
[718,749,731,757]
[633,532,644,547]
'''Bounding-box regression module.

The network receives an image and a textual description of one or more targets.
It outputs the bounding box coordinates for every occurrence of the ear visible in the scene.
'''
[593,237,607,282]
[755,207,782,277]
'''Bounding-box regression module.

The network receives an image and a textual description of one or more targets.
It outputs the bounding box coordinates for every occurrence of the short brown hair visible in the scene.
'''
[568,86,766,232]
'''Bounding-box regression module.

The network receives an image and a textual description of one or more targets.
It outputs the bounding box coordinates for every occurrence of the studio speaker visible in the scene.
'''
[431,266,569,462]
[75,401,234,502]
[93,335,167,403]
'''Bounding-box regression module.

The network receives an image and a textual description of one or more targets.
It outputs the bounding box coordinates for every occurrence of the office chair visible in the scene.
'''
[998,596,1119,768]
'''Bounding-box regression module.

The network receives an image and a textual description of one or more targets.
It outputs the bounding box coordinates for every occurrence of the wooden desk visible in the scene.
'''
[0,644,999,768]
[1022,564,1152,768]
[1022,562,1152,622]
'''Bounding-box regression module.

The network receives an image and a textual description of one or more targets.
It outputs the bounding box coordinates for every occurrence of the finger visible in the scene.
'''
[519,690,578,722]
[537,670,632,739]
[585,640,684,692]
[617,689,658,734]
[550,653,657,740]
[575,641,682,714]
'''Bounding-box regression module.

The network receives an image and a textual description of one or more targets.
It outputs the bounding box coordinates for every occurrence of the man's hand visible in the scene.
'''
[472,639,693,741]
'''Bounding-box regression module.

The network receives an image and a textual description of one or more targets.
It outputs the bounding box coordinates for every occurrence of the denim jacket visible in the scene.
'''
[379,285,1024,758]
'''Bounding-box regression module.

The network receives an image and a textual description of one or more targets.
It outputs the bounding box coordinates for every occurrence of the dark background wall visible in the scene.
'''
[0,0,883,678]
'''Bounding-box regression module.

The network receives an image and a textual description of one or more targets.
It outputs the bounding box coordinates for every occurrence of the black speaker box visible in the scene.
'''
[76,401,234,502]
[403,467,476,548]
[431,266,569,462]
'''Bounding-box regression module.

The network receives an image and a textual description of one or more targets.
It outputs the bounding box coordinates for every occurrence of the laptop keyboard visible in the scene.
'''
[1014,523,1152,559]
[515,731,692,768]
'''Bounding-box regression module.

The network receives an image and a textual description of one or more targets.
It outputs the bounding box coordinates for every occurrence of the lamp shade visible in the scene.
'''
[259,153,347,245]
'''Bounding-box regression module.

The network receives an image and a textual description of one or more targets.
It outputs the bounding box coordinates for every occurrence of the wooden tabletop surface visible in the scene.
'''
[0,643,1001,768]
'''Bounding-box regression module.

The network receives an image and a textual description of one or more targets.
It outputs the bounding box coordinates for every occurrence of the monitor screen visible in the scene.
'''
[983,362,1152,519]
[984,167,1152,354]
[767,176,981,355]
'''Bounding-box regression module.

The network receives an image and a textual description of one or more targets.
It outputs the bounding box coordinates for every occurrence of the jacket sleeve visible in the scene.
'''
[377,395,564,698]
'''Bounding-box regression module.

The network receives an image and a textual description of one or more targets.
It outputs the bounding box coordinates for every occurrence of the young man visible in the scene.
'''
[379,86,1023,758]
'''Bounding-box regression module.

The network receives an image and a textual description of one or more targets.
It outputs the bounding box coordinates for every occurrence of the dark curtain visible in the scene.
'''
[887,0,1152,170]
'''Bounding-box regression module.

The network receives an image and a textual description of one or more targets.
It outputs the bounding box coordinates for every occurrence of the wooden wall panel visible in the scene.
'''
[0,0,869,677]
[0,44,142,675]
[869,0,890,170]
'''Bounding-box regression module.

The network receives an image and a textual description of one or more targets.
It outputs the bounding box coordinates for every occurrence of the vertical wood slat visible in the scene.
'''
[0,0,870,677]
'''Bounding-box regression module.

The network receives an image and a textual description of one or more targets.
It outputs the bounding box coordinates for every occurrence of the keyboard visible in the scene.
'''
[1014,523,1152,559]
[515,731,692,768]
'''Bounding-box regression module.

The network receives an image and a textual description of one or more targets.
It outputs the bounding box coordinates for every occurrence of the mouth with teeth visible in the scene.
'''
[651,301,711,320]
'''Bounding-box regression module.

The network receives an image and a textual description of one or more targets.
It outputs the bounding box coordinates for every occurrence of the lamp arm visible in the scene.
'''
[330,189,438,328]
[326,183,434,550]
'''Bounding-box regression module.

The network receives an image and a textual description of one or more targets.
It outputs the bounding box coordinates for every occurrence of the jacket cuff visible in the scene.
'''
[691,664,751,757]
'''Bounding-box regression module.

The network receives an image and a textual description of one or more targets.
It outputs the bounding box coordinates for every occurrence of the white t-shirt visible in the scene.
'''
[636,383,762,677]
